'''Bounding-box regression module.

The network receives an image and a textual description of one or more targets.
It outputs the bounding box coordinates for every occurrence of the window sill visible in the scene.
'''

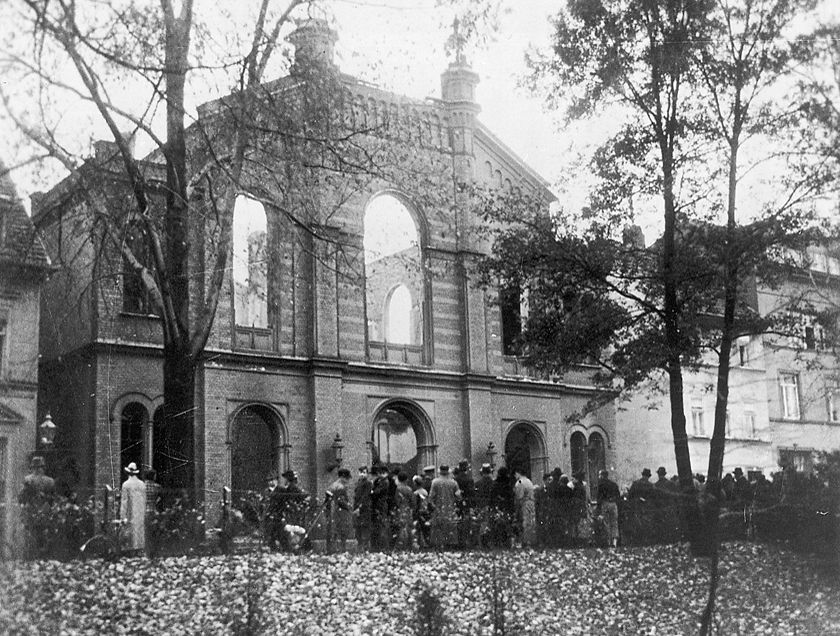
[120,311,160,320]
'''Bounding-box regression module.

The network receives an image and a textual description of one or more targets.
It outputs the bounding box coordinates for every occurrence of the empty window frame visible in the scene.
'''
[780,373,801,420]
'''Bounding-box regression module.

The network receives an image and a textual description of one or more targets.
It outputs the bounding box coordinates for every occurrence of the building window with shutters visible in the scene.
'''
[780,373,800,420]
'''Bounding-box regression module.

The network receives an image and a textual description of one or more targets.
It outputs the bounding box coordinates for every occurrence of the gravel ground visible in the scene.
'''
[0,541,838,635]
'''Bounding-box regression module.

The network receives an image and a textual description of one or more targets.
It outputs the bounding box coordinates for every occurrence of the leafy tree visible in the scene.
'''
[480,0,836,564]
[0,0,399,491]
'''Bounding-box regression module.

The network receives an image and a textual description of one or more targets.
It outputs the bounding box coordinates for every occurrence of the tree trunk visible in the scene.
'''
[161,340,196,494]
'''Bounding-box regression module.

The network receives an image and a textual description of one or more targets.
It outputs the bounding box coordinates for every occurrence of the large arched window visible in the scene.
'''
[122,222,155,314]
[363,193,425,363]
[232,195,268,329]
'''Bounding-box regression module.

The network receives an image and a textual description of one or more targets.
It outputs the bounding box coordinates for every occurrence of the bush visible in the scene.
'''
[20,495,99,560]
[148,498,206,557]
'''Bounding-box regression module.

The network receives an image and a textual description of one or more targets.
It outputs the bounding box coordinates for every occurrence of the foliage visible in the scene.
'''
[1,544,838,633]
[413,582,449,636]
[19,495,99,561]
[148,497,206,557]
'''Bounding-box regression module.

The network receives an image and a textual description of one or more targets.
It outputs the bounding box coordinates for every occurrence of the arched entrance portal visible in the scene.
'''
[504,422,547,479]
[371,400,435,475]
[231,404,284,494]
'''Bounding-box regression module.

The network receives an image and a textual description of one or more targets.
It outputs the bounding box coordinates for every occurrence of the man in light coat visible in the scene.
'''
[120,462,147,555]
[428,465,461,549]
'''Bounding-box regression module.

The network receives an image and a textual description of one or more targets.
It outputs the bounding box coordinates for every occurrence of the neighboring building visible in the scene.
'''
[0,163,50,550]
[615,243,840,489]
[33,21,615,519]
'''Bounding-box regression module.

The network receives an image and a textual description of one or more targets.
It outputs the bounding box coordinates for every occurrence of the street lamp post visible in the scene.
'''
[486,441,497,469]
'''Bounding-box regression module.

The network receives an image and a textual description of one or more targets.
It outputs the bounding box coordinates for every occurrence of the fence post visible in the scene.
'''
[102,485,113,531]
[220,486,231,554]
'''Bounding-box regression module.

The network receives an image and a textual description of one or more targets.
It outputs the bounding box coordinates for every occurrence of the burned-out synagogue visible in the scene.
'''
[20,20,615,529]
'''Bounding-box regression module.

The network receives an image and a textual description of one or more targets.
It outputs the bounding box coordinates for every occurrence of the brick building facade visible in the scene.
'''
[0,163,49,549]
[33,21,615,518]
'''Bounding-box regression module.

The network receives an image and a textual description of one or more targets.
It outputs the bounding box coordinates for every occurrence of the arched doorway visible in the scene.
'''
[371,400,435,475]
[120,402,147,472]
[504,422,546,479]
[230,404,283,494]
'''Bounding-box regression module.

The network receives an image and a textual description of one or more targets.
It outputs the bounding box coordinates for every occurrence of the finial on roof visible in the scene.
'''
[452,18,467,66]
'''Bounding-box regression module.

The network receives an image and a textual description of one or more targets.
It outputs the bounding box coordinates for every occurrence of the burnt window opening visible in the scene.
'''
[501,283,528,356]
[122,223,155,315]
[232,195,269,329]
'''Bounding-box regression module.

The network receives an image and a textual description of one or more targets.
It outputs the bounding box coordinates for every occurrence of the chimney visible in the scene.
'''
[288,19,338,73]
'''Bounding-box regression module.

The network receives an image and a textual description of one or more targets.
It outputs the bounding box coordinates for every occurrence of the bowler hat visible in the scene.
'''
[439,465,450,474]
[642,468,652,477]
[458,460,470,471]
[657,467,667,475]
[124,462,140,475]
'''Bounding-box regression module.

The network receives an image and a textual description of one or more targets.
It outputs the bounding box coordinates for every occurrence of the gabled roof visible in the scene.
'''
[0,402,25,424]
[0,162,50,271]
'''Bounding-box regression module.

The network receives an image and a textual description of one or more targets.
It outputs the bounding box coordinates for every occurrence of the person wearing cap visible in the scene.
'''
[353,466,373,551]
[327,468,353,552]
[411,475,431,548]
[428,464,461,549]
[120,462,147,556]
[628,467,655,499]
[422,465,435,493]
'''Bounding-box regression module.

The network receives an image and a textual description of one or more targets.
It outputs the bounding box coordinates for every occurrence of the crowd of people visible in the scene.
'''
[18,452,834,558]
[249,461,628,552]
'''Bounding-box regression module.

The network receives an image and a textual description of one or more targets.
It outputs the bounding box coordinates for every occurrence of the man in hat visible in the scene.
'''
[282,470,309,530]
[596,469,620,548]
[353,466,373,551]
[454,459,476,547]
[513,468,536,548]
[120,462,147,556]
[327,468,353,552]
[262,473,285,550]
[628,468,655,499]
[732,467,750,505]
[19,456,56,559]
[370,464,391,551]
[474,463,494,548]
[428,464,461,549]
[655,467,677,493]
[19,456,55,505]
[422,465,436,493]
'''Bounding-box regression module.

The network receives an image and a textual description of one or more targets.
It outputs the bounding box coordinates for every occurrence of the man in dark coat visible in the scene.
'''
[655,467,678,493]
[474,463,494,547]
[628,468,655,499]
[371,464,391,551]
[454,460,476,547]
[353,466,373,551]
